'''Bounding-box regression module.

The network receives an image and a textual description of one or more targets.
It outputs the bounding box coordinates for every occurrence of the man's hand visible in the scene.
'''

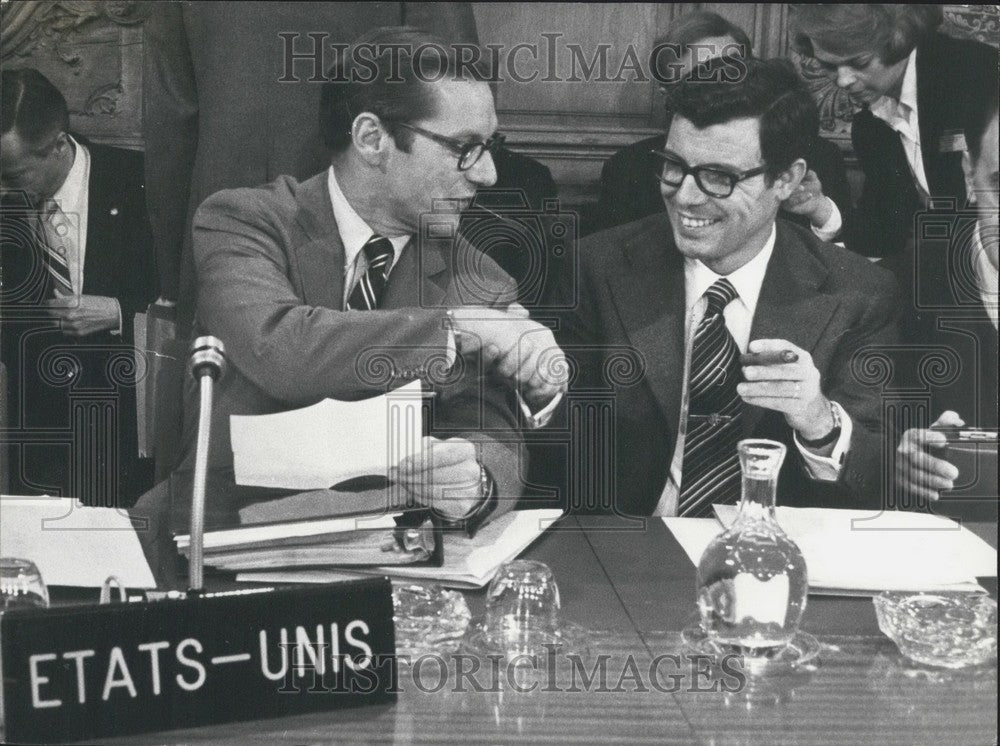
[390,436,484,519]
[781,169,834,229]
[44,293,120,337]
[895,411,964,503]
[449,303,568,406]
[738,339,835,442]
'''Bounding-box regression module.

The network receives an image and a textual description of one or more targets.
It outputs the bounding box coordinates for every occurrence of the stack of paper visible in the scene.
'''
[0,496,156,588]
[230,379,425,489]
[174,511,429,569]
[236,509,564,589]
[665,506,997,595]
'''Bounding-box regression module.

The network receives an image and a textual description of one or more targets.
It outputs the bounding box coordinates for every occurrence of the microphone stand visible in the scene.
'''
[186,336,226,593]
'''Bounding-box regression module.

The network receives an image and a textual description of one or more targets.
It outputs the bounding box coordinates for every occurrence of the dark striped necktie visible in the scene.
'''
[38,200,74,296]
[678,277,745,517]
[346,235,394,310]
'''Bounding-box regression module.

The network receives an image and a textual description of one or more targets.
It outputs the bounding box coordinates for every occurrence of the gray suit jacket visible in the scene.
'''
[552,213,900,516]
[167,172,523,527]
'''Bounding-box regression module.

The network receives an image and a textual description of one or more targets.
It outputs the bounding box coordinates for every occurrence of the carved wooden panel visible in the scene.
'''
[1,1,146,149]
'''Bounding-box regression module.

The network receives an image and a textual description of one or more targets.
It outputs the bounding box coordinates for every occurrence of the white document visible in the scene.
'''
[230,379,425,489]
[665,507,996,594]
[236,509,564,589]
[0,496,156,588]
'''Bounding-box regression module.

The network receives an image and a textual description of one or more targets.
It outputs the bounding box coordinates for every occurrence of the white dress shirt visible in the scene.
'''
[974,224,999,330]
[654,224,853,516]
[44,137,123,334]
[869,49,930,199]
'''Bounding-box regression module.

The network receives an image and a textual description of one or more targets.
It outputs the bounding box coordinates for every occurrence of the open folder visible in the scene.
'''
[665,506,997,595]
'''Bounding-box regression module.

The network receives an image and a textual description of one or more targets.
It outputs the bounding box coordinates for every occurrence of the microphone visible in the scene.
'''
[186,336,226,593]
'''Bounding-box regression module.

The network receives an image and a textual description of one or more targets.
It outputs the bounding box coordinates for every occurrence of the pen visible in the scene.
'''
[740,350,799,365]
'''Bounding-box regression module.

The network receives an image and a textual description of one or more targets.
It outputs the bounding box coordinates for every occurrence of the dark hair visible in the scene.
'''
[1,67,69,148]
[667,57,818,182]
[655,10,754,58]
[319,26,490,153]
[790,4,943,66]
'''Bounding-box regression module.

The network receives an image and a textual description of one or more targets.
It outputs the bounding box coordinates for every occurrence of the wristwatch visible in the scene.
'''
[799,401,842,449]
[437,463,497,537]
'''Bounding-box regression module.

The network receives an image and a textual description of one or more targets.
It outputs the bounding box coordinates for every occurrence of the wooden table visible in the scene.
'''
[90,513,997,744]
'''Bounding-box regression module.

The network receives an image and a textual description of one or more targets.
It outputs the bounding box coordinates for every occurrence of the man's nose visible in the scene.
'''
[467,150,498,187]
[834,66,857,90]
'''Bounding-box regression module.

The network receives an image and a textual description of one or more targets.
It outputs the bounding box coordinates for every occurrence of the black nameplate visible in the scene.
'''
[0,579,396,743]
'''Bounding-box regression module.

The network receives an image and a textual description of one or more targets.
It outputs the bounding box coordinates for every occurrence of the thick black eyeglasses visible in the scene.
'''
[396,122,505,171]
[652,149,767,198]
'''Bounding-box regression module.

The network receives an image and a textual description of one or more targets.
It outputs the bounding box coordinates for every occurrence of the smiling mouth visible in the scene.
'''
[678,214,721,230]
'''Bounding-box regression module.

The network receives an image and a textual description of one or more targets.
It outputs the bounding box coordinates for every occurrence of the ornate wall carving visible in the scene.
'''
[1,0,146,148]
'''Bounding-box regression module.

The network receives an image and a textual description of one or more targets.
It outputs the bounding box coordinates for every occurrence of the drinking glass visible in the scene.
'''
[1,558,50,610]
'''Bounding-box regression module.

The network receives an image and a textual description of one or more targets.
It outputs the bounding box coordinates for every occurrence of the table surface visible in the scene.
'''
[75,514,996,745]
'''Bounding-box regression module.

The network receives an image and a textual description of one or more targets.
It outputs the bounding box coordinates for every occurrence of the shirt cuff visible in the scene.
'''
[794,401,853,481]
[110,299,124,336]
[810,198,842,242]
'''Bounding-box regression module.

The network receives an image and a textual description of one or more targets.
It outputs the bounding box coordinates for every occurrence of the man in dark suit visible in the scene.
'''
[1,68,157,506]
[791,4,999,261]
[594,11,851,237]
[554,58,898,517]
[893,85,998,521]
[153,28,565,530]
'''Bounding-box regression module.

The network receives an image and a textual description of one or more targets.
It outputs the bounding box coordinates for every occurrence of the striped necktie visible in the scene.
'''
[678,278,745,517]
[38,200,74,296]
[346,235,394,310]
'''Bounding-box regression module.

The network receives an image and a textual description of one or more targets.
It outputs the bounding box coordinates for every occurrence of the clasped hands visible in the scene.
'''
[43,292,120,337]
[448,302,568,407]
[737,339,836,447]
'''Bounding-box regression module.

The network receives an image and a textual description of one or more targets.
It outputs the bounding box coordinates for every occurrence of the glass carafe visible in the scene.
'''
[695,439,808,655]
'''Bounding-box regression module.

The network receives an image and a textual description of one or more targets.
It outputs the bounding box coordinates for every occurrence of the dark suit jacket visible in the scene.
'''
[161,172,525,528]
[592,133,852,236]
[844,34,999,261]
[546,213,899,516]
[460,146,562,309]
[1,142,157,505]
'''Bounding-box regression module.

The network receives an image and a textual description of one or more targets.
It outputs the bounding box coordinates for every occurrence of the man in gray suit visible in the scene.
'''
[554,58,899,517]
[156,27,564,530]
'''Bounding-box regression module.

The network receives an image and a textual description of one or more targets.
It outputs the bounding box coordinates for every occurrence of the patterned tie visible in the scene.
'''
[346,235,394,310]
[37,200,74,296]
[678,278,745,517]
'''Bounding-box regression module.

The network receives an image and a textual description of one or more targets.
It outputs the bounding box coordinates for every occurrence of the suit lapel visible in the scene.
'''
[607,215,686,433]
[382,233,449,309]
[745,222,839,434]
[82,144,118,296]
[292,173,347,310]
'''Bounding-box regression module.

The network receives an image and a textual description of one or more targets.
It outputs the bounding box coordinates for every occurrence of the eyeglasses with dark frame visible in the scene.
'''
[395,122,505,171]
[652,149,767,198]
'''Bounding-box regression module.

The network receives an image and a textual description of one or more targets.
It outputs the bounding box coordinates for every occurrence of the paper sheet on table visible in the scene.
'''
[230,379,425,489]
[665,506,995,595]
[237,509,563,589]
[0,496,156,588]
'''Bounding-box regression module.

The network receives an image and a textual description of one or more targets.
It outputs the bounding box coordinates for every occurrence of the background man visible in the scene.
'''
[792,4,999,262]
[593,10,850,239]
[894,83,998,520]
[556,58,898,516]
[1,68,157,506]
[155,28,565,530]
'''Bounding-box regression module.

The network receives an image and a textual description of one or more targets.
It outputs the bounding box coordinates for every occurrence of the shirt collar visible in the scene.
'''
[49,135,88,215]
[869,48,918,124]
[685,223,777,316]
[326,165,409,271]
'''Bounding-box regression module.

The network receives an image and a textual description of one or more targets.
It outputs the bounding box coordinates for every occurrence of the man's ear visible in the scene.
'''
[773,158,807,200]
[350,112,392,166]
